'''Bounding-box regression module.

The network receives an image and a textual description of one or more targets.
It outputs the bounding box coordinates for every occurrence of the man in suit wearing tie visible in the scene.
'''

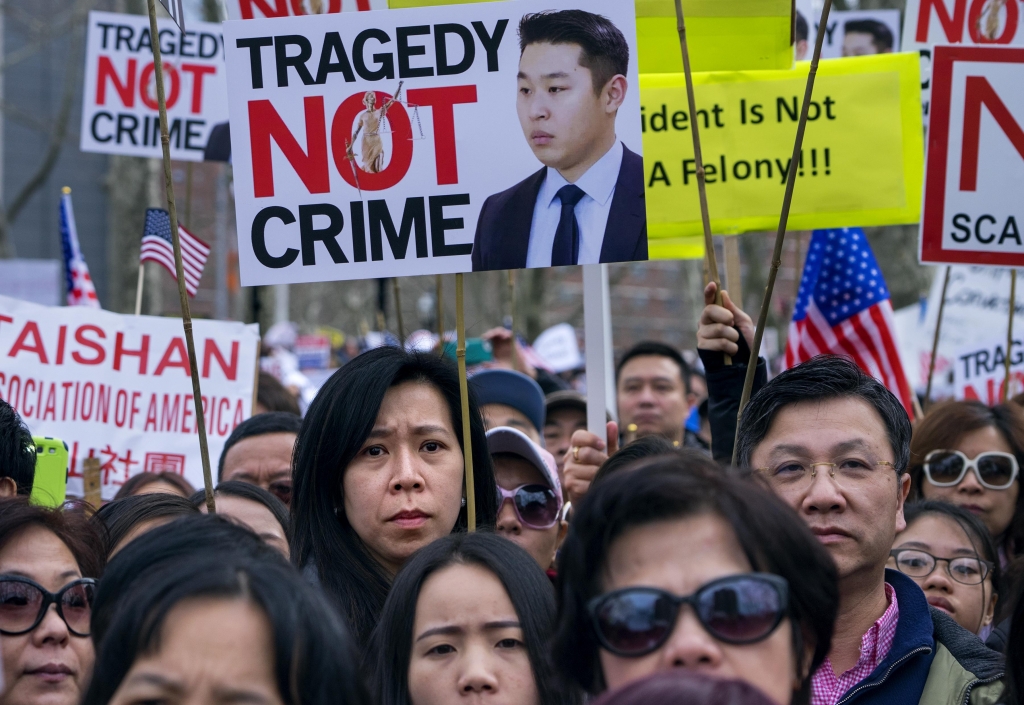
[471,10,646,272]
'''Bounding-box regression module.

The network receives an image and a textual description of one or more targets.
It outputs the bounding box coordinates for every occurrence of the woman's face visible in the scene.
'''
[889,514,996,634]
[108,597,284,705]
[920,426,1020,538]
[344,381,465,574]
[200,495,289,559]
[0,525,94,705]
[408,563,539,705]
[598,514,800,705]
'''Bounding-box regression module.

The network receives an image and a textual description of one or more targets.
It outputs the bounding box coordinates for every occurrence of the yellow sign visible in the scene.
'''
[642,52,924,250]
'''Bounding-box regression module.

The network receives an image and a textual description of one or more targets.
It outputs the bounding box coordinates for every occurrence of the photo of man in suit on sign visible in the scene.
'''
[471,10,647,272]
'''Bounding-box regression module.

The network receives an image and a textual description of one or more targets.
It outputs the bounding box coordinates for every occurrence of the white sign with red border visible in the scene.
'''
[920,45,1024,266]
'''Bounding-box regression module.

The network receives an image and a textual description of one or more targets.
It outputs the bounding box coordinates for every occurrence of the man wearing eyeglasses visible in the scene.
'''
[732,355,1005,705]
[486,426,567,574]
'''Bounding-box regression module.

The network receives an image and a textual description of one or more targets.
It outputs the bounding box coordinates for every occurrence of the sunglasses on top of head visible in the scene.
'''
[587,573,789,657]
[923,449,1019,491]
[496,484,562,529]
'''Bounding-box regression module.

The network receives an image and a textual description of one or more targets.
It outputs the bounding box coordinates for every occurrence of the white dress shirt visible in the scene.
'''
[525,140,624,268]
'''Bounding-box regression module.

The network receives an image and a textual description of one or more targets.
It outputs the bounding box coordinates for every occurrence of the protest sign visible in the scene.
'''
[902,0,1024,122]
[919,46,1024,267]
[953,334,1024,403]
[796,0,901,58]
[223,0,645,285]
[80,11,228,162]
[0,295,260,499]
[225,0,387,20]
[642,52,924,243]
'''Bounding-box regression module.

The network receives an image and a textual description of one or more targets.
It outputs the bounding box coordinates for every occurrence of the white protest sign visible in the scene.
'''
[80,11,229,162]
[952,335,1024,403]
[794,3,901,60]
[902,0,1024,122]
[222,0,645,285]
[0,296,260,499]
[920,46,1024,266]
[225,0,386,21]
[533,322,582,373]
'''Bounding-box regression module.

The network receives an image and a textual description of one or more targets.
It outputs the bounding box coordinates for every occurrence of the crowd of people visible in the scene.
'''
[1,288,1023,705]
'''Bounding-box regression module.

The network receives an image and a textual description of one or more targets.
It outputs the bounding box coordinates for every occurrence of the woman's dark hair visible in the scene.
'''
[369,531,582,705]
[553,452,838,703]
[910,400,1024,558]
[0,497,104,578]
[82,542,370,705]
[113,471,195,500]
[92,493,198,557]
[736,355,912,476]
[1003,583,1024,705]
[257,371,302,416]
[593,435,680,485]
[590,671,777,705]
[218,410,302,481]
[903,500,1001,633]
[91,514,286,643]
[291,347,498,647]
[190,481,290,539]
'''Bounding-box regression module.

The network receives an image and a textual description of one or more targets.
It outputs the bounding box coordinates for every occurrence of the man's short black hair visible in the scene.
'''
[0,399,35,495]
[518,10,629,95]
[844,19,894,51]
[616,341,691,395]
[736,355,911,475]
[795,11,809,42]
[218,411,302,481]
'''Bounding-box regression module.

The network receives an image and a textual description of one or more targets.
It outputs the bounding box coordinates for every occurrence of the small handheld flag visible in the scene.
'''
[59,188,100,308]
[785,228,915,418]
[140,208,210,297]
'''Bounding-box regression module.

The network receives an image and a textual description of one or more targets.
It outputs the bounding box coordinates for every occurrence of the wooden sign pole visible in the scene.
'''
[455,273,476,531]
[733,0,834,465]
[924,266,951,407]
[1004,270,1017,403]
[146,0,216,513]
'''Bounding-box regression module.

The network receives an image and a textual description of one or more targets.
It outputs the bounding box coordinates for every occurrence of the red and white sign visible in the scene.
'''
[0,295,260,499]
[920,46,1024,265]
[224,0,386,21]
[902,0,1024,120]
[80,11,229,162]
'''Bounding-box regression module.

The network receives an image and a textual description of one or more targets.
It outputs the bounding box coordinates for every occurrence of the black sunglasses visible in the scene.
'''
[0,576,96,637]
[587,573,789,657]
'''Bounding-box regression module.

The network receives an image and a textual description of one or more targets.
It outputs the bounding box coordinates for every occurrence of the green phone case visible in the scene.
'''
[29,436,69,508]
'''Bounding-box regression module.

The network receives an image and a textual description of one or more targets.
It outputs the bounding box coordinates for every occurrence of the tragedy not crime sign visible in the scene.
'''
[920,46,1024,266]
[222,0,646,285]
[80,11,229,162]
[224,0,387,21]
[0,296,260,500]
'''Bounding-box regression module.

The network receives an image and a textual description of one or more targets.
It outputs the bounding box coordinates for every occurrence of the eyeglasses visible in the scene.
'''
[756,458,896,493]
[923,450,1019,491]
[496,484,562,529]
[0,576,96,637]
[587,574,789,657]
[889,549,993,586]
[267,480,292,506]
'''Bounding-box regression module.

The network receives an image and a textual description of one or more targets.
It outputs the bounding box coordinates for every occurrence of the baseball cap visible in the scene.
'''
[485,426,562,504]
[470,369,546,433]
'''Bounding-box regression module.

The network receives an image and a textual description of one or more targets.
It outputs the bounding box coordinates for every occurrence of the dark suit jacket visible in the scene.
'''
[471,144,647,272]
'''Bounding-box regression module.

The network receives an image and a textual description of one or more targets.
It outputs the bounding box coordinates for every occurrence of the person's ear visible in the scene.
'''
[551,519,570,569]
[603,75,627,113]
[0,476,18,498]
[894,472,912,533]
[982,591,997,630]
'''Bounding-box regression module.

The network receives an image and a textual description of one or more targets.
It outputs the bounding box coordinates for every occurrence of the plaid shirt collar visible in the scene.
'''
[810,582,899,705]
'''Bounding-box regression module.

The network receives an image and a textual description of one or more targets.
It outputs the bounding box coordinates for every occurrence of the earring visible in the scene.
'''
[461,497,467,507]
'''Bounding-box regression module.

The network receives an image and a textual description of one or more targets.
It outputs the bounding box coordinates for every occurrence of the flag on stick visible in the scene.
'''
[59,188,100,308]
[158,0,185,31]
[140,208,210,297]
[784,227,916,417]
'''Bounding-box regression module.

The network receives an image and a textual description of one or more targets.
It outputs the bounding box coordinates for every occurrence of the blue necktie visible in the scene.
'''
[551,184,586,266]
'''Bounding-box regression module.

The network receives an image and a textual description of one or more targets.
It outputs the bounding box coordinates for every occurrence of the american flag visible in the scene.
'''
[158,0,185,32]
[59,188,100,308]
[140,208,210,297]
[785,228,916,418]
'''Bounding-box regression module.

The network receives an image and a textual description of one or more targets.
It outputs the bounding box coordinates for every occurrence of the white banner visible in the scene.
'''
[80,11,229,162]
[225,0,387,21]
[0,296,260,499]
[223,0,646,285]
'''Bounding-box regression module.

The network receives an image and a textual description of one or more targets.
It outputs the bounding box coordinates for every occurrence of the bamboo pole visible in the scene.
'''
[733,0,834,466]
[1004,270,1017,403]
[455,273,476,531]
[134,263,145,316]
[392,278,405,343]
[724,236,743,305]
[145,0,215,514]
[924,266,951,407]
[508,270,518,371]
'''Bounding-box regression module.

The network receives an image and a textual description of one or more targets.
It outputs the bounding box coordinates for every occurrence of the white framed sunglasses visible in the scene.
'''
[923,449,1019,490]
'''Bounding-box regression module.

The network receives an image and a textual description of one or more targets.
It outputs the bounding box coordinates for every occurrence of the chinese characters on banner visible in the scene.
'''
[0,296,260,499]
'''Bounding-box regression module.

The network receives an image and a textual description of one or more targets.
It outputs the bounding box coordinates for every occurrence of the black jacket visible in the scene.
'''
[699,334,767,464]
